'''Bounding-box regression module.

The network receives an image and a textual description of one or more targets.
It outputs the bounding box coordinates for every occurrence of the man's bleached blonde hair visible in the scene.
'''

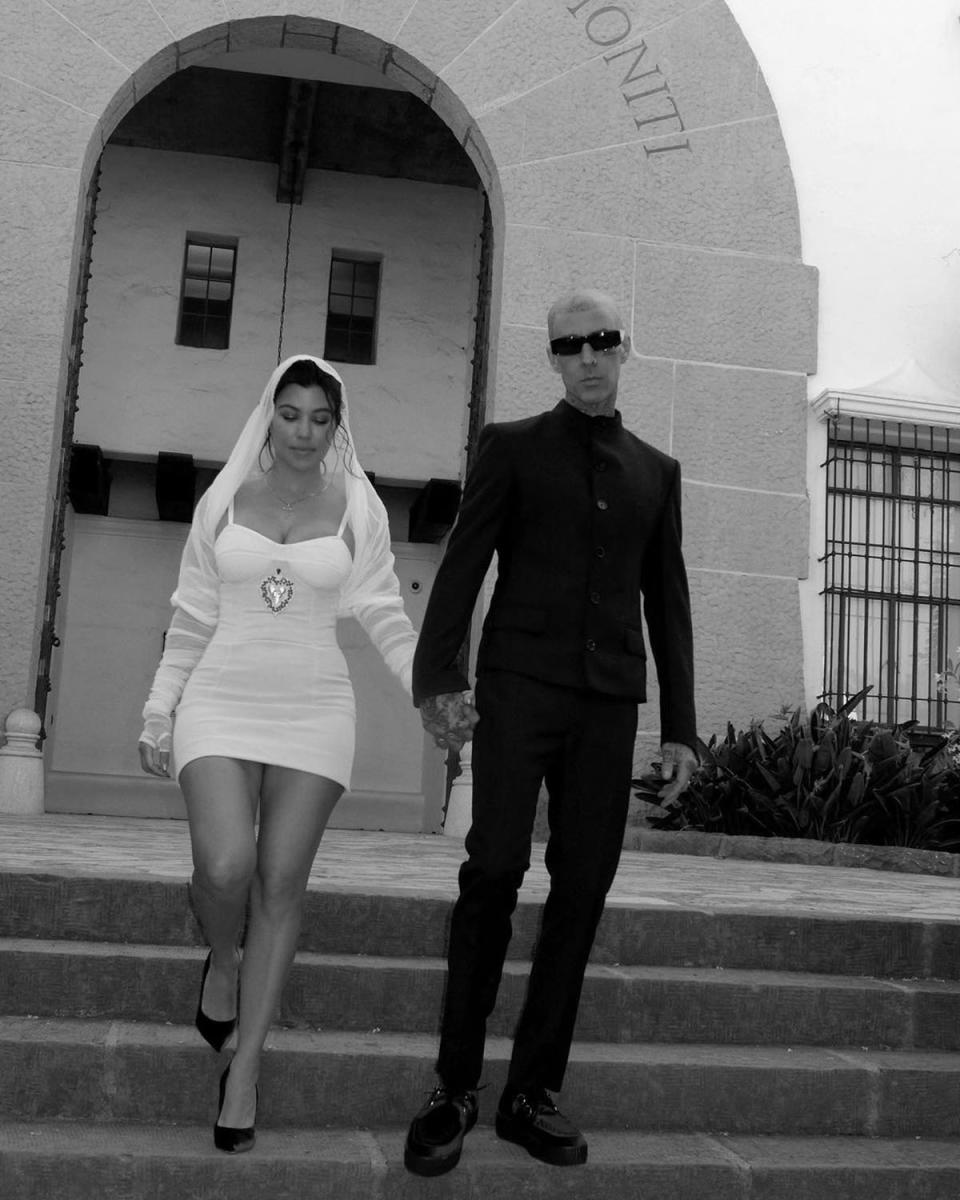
[547,289,624,339]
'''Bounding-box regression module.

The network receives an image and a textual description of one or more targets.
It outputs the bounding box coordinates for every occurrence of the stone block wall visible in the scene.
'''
[0,0,815,758]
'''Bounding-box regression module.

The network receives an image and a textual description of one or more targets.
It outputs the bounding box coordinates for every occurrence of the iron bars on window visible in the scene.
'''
[822,416,960,730]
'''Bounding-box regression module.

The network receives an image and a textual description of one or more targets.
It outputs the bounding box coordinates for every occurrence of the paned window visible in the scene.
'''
[822,417,960,729]
[176,236,237,350]
[324,254,380,364]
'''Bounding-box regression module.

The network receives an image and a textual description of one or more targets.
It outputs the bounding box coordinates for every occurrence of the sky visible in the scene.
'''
[725,0,960,396]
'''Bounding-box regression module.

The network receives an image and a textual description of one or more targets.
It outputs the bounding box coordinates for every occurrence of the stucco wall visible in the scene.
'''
[0,1,817,760]
[76,144,480,478]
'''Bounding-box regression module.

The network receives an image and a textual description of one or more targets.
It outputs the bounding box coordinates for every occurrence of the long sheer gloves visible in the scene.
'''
[138,608,216,777]
[139,713,173,777]
[353,590,417,696]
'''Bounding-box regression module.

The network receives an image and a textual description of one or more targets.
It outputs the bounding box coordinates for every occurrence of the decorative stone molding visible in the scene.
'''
[812,358,960,429]
[0,709,44,815]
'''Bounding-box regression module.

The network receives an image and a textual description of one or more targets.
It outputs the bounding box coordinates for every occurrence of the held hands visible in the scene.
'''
[138,713,173,777]
[420,690,479,753]
[657,741,698,804]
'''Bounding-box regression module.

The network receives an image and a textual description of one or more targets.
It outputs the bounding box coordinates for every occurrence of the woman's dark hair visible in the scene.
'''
[260,357,356,474]
[272,358,344,427]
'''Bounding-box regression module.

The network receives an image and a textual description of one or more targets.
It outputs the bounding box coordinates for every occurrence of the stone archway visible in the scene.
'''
[1,0,816,758]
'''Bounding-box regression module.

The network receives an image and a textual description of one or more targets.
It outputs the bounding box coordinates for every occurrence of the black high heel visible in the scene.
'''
[214,1065,257,1154]
[195,952,237,1053]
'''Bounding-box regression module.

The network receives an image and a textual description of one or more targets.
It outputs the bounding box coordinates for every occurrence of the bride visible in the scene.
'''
[138,354,417,1152]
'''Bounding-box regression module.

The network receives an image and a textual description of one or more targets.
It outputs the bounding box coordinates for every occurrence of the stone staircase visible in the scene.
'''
[2,859,960,1197]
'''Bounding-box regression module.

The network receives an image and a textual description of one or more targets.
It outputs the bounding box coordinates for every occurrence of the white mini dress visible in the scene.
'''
[172,501,356,787]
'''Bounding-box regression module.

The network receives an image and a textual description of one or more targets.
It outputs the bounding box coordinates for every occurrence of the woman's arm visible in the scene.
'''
[139,505,221,775]
[352,569,418,696]
[139,607,217,776]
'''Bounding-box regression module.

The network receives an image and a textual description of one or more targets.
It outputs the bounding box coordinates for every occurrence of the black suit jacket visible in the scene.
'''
[412,400,697,749]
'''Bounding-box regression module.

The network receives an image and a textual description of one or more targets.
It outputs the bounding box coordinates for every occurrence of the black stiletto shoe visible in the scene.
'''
[214,1065,257,1154]
[195,952,237,1053]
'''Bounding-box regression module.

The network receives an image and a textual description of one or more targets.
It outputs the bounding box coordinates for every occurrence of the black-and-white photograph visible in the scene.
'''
[1,1,960,1195]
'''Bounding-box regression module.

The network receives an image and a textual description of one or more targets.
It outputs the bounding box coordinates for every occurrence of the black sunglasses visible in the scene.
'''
[549,329,623,357]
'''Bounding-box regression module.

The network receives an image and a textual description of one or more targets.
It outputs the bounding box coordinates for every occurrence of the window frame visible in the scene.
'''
[323,251,382,366]
[821,415,960,731]
[176,233,238,351]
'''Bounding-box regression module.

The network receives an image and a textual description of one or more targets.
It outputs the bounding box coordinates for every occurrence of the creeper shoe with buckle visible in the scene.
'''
[495,1087,587,1166]
[404,1084,478,1176]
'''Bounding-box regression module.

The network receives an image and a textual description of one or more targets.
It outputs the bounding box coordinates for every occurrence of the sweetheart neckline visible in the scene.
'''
[218,522,348,549]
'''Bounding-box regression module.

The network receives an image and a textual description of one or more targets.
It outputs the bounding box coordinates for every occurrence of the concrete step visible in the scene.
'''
[3,1017,960,1138]
[2,870,956,978]
[4,938,960,1050]
[2,1122,959,1200]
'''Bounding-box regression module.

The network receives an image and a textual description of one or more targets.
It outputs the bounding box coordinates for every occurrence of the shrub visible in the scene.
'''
[636,688,960,852]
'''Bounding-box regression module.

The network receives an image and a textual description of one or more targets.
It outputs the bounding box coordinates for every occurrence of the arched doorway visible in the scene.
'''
[2,4,817,816]
[44,38,488,829]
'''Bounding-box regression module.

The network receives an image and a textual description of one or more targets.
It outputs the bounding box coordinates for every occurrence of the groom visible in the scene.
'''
[404,287,698,1175]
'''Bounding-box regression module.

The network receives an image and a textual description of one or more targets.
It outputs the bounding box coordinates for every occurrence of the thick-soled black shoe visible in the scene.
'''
[404,1085,479,1176]
[213,1065,257,1154]
[495,1088,587,1166]
[195,952,237,1053]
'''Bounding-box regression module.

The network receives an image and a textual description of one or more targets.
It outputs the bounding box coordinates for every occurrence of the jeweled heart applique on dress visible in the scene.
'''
[261,568,294,613]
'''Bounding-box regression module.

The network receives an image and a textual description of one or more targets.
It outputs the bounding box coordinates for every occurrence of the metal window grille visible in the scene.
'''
[822,416,960,729]
[324,255,380,365]
[176,236,237,350]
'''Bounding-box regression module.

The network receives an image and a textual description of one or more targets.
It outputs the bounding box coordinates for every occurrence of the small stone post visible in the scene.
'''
[0,708,45,814]
[443,741,473,839]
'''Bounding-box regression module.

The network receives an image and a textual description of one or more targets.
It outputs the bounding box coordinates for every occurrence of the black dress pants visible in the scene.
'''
[436,669,638,1093]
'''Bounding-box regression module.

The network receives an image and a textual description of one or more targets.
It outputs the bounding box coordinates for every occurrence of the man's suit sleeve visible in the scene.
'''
[412,423,512,705]
[640,460,697,751]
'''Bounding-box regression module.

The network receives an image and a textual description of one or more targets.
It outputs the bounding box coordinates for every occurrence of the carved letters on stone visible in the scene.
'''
[566,1,693,157]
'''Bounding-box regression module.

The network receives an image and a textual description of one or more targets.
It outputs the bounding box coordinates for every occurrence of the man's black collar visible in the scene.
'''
[555,398,622,431]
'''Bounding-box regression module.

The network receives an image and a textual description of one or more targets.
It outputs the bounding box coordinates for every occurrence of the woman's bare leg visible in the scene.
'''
[180,757,261,1021]
[218,765,343,1127]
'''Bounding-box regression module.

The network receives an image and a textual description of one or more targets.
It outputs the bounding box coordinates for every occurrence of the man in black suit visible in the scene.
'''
[404,288,697,1176]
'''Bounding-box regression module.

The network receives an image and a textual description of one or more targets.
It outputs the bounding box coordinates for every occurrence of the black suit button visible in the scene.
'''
[593,461,607,472]
[595,546,605,558]
[596,499,608,510]
[589,591,600,604]
[586,639,597,651]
